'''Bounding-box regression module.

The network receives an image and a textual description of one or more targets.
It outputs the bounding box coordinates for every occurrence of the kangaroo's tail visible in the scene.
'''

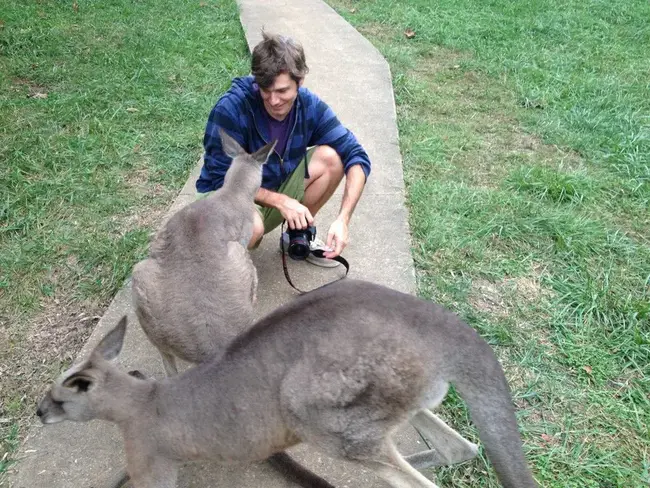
[452,337,539,488]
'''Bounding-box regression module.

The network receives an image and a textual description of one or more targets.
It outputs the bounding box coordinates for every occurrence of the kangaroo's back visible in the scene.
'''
[218,278,537,488]
[131,131,276,365]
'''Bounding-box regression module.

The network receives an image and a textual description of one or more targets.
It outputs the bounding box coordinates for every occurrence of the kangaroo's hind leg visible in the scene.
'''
[406,409,479,469]
[160,350,178,376]
[346,437,441,488]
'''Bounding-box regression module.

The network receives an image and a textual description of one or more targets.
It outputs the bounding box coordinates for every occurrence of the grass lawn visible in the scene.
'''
[0,0,249,479]
[324,1,650,487]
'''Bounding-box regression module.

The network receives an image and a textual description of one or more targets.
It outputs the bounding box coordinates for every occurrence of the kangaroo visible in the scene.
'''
[37,278,538,488]
[131,128,274,376]
[125,130,338,488]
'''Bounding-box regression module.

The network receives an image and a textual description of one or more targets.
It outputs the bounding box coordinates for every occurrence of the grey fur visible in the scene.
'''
[37,279,538,488]
[131,128,275,374]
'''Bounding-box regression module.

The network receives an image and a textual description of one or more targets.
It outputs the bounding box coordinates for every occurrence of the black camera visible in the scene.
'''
[286,225,317,260]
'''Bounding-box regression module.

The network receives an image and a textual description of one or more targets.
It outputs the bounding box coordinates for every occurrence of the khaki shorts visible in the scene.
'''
[196,146,315,235]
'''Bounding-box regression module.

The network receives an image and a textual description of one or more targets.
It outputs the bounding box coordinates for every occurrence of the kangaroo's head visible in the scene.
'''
[36,316,134,424]
[219,127,277,194]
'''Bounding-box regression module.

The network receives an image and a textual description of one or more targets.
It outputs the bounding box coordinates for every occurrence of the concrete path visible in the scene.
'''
[7,1,426,487]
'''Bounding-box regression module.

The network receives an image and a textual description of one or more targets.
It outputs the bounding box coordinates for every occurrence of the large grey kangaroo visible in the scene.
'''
[37,278,538,488]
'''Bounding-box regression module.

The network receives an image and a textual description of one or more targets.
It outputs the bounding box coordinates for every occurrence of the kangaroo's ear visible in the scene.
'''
[252,139,277,165]
[62,373,95,392]
[92,316,127,361]
[219,127,245,159]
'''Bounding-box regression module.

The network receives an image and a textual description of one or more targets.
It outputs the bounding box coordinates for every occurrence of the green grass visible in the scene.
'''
[327,1,649,486]
[0,0,248,478]
[0,423,19,477]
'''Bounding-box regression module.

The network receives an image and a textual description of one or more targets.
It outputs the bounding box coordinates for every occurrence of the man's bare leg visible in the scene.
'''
[302,145,344,216]
[248,210,265,248]
[247,145,343,249]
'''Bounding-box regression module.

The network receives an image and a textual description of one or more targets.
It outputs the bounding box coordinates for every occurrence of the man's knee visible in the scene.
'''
[312,145,344,179]
[249,210,265,249]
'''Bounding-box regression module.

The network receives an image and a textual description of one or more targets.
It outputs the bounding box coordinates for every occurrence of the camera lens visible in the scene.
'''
[288,231,311,260]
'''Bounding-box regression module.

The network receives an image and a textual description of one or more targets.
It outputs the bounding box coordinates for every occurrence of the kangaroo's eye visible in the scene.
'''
[49,395,64,406]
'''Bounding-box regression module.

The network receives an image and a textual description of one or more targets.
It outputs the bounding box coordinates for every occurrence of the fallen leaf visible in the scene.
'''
[73,2,78,13]
[452,65,460,69]
[30,92,48,99]
[133,144,141,153]
[540,433,554,445]
[126,107,139,113]
[199,1,207,6]
[582,365,593,374]
[404,28,416,39]
[350,8,357,13]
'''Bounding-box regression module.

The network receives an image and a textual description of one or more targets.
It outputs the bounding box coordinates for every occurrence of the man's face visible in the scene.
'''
[259,72,300,121]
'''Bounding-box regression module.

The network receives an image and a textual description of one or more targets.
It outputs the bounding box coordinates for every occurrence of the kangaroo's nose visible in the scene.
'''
[36,407,43,417]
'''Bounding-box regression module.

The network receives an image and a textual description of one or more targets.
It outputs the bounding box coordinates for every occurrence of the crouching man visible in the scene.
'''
[195,31,371,267]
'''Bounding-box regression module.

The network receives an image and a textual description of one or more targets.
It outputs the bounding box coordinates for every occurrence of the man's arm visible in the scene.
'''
[255,187,285,209]
[255,187,315,230]
[307,94,372,182]
[197,97,247,193]
[336,165,366,226]
[324,164,366,258]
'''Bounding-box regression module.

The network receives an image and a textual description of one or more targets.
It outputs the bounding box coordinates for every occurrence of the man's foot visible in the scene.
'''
[307,237,341,268]
[280,233,341,268]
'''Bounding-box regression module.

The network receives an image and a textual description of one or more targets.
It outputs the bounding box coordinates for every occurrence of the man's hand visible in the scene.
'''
[324,217,349,258]
[278,196,314,230]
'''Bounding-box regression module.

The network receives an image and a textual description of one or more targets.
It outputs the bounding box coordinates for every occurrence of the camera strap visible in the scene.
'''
[280,220,349,295]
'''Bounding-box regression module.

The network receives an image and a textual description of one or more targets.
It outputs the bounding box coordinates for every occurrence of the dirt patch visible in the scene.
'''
[115,205,168,237]
[468,272,554,318]
[357,22,398,43]
[411,48,469,77]
[121,166,176,232]
[11,77,49,98]
[125,167,151,190]
[0,293,104,447]
[469,278,507,315]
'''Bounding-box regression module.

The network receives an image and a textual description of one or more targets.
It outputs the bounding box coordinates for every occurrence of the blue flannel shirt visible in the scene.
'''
[196,75,371,193]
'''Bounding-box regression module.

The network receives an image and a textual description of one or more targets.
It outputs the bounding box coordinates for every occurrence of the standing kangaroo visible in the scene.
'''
[37,279,538,488]
[131,128,275,376]
[127,130,336,487]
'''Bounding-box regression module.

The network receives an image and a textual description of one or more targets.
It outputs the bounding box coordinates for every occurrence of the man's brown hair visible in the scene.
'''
[251,31,309,89]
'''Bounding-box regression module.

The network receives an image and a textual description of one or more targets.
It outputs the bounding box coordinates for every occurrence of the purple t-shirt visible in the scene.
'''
[264,104,295,159]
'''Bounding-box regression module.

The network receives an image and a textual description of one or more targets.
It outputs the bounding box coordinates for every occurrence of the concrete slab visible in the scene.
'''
[7,1,426,487]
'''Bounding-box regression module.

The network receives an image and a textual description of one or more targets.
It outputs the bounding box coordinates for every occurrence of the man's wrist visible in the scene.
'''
[336,212,351,226]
